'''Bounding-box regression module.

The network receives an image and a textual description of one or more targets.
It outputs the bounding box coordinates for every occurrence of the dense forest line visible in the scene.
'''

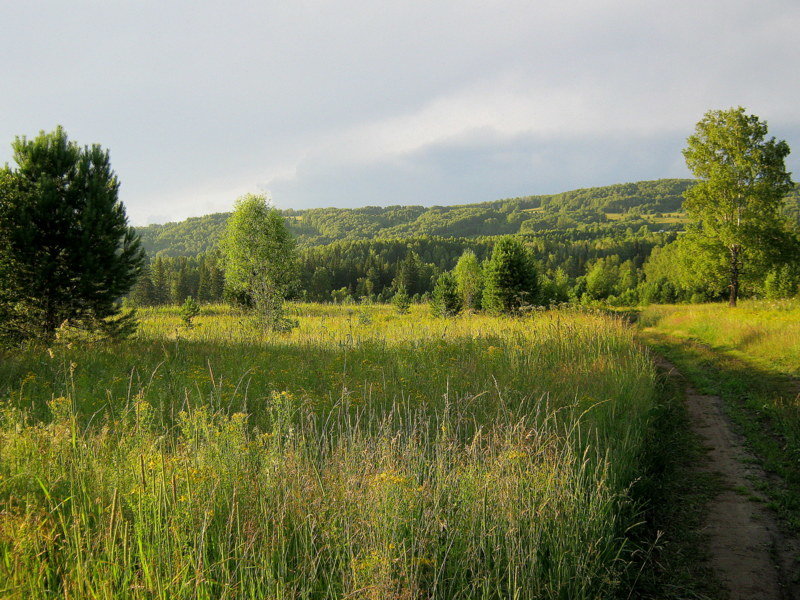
[128,179,800,308]
[128,223,673,307]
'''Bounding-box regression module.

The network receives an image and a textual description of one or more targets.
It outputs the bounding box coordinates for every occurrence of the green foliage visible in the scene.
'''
[431,272,462,317]
[682,107,797,306]
[134,179,694,257]
[130,251,225,306]
[128,180,710,308]
[180,296,201,328]
[453,249,483,310]
[482,237,538,314]
[639,236,724,304]
[585,257,619,300]
[331,287,353,304]
[0,127,144,340]
[539,267,571,305]
[763,264,800,299]
[221,194,298,330]
[391,286,411,314]
[393,251,427,296]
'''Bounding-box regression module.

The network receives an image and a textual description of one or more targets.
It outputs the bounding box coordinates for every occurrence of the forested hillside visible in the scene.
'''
[128,178,800,308]
[136,179,693,256]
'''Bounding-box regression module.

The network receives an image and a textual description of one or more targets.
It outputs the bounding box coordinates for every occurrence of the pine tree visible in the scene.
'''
[391,286,411,314]
[431,272,462,317]
[482,237,538,314]
[0,127,144,339]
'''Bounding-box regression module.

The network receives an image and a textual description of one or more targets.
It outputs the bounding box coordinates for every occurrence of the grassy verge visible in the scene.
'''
[638,306,800,531]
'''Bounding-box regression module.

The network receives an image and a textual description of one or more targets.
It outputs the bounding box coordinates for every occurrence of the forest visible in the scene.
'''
[129,178,800,308]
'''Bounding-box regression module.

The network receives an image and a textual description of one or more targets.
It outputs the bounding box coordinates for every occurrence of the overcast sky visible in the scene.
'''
[3,1,799,225]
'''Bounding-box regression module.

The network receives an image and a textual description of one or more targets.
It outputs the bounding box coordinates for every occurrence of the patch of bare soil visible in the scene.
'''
[655,356,800,600]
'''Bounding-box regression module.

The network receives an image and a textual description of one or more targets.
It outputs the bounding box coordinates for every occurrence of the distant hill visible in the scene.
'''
[135,179,695,257]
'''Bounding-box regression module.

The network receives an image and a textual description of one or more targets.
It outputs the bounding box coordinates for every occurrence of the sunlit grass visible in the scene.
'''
[640,299,800,376]
[0,304,658,599]
[640,300,800,529]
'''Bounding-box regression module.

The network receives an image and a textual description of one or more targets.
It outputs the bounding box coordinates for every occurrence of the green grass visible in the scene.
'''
[627,365,724,600]
[639,300,800,377]
[0,304,676,598]
[639,302,800,530]
[603,212,688,224]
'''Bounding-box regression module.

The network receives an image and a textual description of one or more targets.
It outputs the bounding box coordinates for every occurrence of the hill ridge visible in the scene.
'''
[135,178,694,257]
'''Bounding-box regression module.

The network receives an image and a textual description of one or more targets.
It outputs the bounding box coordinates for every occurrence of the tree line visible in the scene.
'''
[127,226,677,308]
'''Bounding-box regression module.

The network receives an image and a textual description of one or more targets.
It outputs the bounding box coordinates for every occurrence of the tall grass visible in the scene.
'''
[0,305,657,599]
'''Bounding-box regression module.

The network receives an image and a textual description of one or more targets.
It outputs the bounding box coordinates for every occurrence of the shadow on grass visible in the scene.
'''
[627,364,725,600]
[639,328,800,531]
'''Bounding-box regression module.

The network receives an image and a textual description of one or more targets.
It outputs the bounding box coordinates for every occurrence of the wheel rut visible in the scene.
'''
[654,355,800,600]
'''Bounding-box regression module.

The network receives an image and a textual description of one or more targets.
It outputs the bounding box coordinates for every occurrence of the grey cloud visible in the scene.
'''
[268,130,694,210]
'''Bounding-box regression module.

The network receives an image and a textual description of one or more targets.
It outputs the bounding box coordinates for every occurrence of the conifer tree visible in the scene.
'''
[482,237,538,314]
[0,127,144,339]
[431,272,462,317]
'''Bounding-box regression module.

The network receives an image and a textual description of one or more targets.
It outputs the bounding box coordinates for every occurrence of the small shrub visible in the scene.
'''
[180,296,201,329]
[392,287,411,315]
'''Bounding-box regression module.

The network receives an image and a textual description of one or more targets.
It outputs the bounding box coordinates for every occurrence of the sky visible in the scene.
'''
[2,1,799,225]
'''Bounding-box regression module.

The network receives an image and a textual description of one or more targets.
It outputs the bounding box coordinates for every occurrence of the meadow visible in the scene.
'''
[0,304,660,599]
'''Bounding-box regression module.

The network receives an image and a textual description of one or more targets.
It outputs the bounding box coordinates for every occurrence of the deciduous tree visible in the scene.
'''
[452,249,483,310]
[682,108,796,306]
[220,194,298,329]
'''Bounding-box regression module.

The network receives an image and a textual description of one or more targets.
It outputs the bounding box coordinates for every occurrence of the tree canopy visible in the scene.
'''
[482,236,538,314]
[220,194,298,328]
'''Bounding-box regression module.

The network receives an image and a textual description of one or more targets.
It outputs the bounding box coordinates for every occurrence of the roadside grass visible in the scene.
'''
[639,303,800,531]
[626,356,724,600]
[639,300,800,377]
[0,305,666,599]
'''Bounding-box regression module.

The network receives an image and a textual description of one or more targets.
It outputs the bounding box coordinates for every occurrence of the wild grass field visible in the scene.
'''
[0,304,662,599]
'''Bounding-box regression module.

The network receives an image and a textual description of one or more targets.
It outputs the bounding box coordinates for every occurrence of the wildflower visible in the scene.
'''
[372,471,409,487]
[504,450,527,462]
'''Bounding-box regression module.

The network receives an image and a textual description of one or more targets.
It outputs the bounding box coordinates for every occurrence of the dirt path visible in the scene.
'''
[655,356,800,600]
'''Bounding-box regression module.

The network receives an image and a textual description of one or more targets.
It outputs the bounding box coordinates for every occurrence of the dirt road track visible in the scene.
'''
[655,356,800,600]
